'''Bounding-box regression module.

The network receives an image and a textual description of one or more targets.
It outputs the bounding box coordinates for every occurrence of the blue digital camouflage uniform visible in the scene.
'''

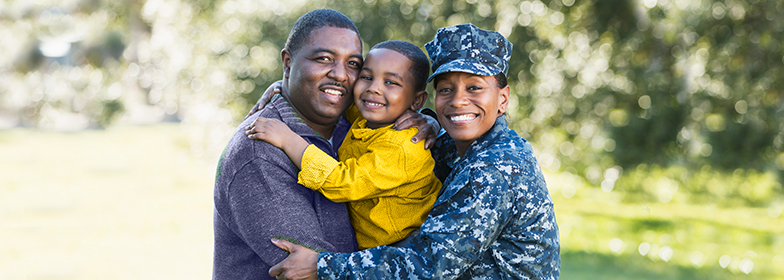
[317,116,561,279]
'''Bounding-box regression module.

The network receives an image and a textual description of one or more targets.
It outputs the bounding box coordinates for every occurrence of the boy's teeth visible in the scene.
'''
[324,89,342,96]
[364,101,384,107]
[450,114,476,122]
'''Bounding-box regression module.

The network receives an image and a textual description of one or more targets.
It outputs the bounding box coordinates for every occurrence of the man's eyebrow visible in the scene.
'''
[310,49,363,62]
[310,48,335,55]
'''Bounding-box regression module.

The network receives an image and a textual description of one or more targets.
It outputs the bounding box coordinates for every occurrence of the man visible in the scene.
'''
[213,9,436,280]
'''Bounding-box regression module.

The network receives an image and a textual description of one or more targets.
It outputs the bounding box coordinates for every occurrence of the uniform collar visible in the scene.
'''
[445,115,509,169]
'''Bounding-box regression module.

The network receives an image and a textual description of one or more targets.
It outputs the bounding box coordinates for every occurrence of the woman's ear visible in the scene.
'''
[498,85,510,115]
[410,90,428,111]
[281,49,292,79]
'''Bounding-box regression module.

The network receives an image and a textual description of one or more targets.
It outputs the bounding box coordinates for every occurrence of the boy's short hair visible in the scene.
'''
[284,9,361,56]
[371,40,430,92]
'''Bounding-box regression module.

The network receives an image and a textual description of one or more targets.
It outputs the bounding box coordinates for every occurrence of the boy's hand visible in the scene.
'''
[395,110,440,149]
[246,117,290,148]
[245,80,283,119]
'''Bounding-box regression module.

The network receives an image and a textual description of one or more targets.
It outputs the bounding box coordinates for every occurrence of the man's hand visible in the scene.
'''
[245,80,283,119]
[395,109,440,149]
[269,238,318,280]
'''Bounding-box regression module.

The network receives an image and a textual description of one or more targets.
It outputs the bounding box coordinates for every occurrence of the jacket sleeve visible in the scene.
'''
[297,141,413,202]
[316,165,516,279]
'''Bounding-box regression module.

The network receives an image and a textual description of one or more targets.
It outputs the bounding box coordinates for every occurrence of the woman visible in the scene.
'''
[269,23,560,280]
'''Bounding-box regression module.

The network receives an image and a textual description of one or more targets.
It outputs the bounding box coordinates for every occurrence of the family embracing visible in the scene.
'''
[213,9,560,280]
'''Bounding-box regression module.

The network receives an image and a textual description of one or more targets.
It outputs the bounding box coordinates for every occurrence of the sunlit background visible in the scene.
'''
[1,0,783,279]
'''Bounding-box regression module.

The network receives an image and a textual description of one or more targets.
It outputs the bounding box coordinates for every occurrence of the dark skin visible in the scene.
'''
[246,82,440,149]
[278,27,362,140]
[265,73,510,280]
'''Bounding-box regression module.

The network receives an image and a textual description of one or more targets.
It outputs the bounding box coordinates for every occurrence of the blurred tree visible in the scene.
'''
[1,0,782,187]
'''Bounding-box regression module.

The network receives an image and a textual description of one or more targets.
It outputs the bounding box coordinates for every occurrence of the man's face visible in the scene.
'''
[283,27,363,128]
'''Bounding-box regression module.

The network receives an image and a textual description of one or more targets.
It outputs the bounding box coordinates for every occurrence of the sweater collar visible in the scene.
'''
[272,94,349,141]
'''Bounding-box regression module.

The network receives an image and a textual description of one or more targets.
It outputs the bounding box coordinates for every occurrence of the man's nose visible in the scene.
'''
[327,62,349,83]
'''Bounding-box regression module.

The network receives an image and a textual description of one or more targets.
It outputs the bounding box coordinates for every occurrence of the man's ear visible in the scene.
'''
[498,85,510,115]
[410,90,428,111]
[281,49,292,79]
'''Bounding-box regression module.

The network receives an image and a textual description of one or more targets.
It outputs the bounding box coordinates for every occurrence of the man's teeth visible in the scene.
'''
[450,114,476,122]
[364,101,384,107]
[324,89,342,96]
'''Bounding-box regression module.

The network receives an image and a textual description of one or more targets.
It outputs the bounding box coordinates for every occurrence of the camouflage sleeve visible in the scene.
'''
[317,164,515,279]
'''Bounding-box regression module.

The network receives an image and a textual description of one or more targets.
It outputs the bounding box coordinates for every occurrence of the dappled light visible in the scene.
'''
[1,0,783,279]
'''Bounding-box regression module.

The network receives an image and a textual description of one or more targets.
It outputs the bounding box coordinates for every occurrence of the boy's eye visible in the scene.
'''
[360,75,371,80]
[385,80,399,86]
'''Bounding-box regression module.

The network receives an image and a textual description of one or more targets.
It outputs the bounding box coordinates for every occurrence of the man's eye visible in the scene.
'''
[316,57,330,62]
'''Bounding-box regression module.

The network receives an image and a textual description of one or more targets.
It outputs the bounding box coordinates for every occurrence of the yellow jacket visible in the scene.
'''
[298,114,442,249]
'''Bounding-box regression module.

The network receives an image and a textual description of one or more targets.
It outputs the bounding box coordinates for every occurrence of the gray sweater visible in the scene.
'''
[212,95,358,280]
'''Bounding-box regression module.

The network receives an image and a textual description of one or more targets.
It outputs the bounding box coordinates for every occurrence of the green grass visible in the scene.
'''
[1,124,782,279]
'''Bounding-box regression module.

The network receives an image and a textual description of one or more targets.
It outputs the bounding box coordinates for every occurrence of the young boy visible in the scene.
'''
[245,40,442,250]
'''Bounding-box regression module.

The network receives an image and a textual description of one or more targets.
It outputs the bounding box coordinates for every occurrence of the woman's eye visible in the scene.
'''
[468,86,482,91]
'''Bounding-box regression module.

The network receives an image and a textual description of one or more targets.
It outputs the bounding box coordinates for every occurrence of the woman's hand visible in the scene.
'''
[245,80,283,119]
[268,238,318,280]
[395,109,440,149]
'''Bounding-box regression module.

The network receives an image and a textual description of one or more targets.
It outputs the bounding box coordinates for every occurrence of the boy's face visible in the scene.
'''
[354,48,421,129]
[434,72,509,155]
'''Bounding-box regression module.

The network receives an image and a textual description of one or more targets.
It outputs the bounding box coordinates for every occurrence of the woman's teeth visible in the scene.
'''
[450,114,476,122]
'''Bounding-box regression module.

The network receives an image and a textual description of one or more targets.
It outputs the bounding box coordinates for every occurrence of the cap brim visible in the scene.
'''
[426,59,502,83]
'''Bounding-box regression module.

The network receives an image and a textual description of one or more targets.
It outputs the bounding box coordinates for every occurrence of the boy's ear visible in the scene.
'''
[410,90,428,111]
[498,85,510,115]
[281,49,292,80]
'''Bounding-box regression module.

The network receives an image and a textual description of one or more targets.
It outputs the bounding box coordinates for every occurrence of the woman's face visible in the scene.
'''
[434,72,509,155]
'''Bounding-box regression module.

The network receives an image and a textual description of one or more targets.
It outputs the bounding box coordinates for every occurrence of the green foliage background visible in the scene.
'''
[1,0,784,278]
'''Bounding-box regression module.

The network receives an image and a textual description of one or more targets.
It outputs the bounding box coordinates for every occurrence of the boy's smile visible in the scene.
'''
[354,48,422,129]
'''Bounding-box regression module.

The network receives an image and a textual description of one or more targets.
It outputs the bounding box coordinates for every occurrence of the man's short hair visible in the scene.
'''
[284,9,361,56]
[371,40,430,92]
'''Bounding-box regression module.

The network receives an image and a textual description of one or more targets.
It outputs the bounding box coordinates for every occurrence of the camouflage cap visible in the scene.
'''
[425,23,513,83]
